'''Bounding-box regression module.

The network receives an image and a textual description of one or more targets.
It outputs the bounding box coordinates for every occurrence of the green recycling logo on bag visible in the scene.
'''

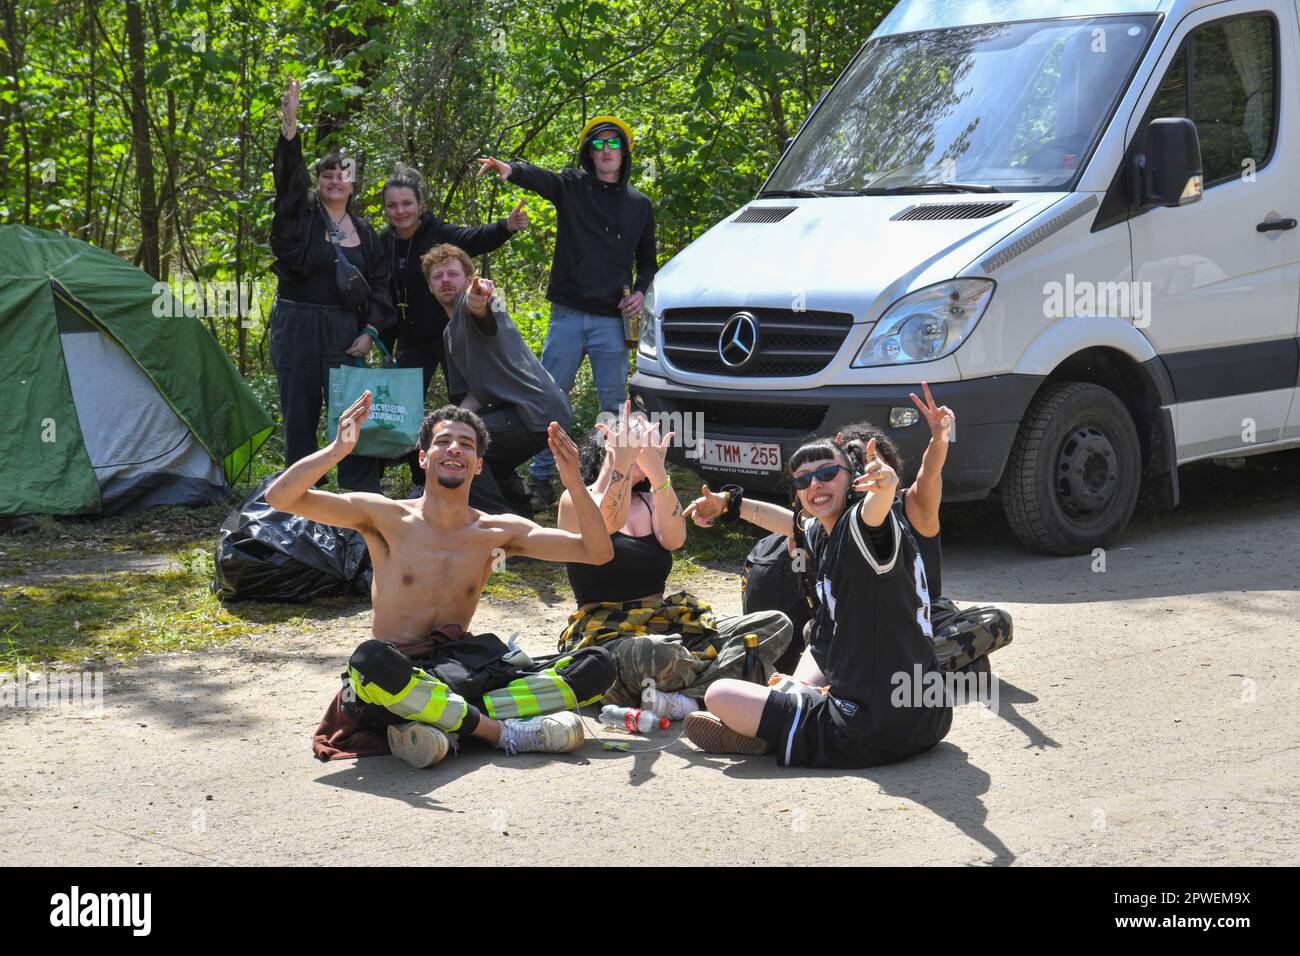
[327,340,423,459]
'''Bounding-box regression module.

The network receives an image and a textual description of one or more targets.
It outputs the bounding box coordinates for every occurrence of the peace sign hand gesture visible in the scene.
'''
[908,381,955,442]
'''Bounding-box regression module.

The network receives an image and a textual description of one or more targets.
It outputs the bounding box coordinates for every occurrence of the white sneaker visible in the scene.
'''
[641,687,700,721]
[387,722,452,768]
[499,712,585,755]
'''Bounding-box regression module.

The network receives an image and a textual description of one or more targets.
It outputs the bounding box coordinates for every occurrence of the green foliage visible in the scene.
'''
[1,0,896,471]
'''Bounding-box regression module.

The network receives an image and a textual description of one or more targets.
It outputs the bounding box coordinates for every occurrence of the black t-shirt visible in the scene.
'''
[804,503,949,757]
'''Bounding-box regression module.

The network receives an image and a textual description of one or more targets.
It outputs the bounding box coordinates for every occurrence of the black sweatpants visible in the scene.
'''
[478,405,548,516]
[269,298,384,492]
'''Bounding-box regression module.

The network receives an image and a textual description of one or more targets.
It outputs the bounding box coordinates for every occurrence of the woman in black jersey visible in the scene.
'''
[838,384,1013,674]
[681,433,951,768]
[269,79,396,492]
[555,406,791,716]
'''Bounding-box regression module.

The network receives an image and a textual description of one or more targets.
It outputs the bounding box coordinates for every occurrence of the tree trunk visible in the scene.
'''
[0,0,32,224]
[83,0,98,239]
[125,0,160,277]
[235,3,250,375]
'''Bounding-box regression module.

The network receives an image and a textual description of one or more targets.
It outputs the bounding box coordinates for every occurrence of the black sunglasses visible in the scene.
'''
[590,137,623,150]
[791,463,849,490]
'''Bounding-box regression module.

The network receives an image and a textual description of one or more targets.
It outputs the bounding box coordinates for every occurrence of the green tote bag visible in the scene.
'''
[327,339,423,460]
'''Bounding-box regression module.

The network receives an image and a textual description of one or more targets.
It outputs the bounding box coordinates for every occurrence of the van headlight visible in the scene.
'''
[638,283,659,359]
[851,279,994,367]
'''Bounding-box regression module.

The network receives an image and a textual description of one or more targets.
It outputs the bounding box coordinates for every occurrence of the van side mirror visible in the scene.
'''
[1142,117,1203,208]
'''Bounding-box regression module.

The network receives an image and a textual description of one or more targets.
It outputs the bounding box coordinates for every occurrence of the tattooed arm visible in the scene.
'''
[637,420,686,550]
[556,401,639,535]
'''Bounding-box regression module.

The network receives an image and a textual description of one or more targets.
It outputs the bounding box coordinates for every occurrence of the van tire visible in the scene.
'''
[1001,381,1141,555]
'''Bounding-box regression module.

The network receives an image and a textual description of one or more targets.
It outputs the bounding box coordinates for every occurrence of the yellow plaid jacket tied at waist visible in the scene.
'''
[558,591,718,652]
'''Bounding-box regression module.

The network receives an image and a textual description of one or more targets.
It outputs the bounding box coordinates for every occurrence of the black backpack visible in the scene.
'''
[741,526,816,674]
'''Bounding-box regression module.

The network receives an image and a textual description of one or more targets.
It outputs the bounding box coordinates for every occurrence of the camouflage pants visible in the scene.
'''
[931,598,1013,672]
[602,609,793,707]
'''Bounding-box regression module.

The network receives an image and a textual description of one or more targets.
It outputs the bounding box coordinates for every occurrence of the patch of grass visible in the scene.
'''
[481,558,570,602]
[0,504,233,579]
[0,548,363,669]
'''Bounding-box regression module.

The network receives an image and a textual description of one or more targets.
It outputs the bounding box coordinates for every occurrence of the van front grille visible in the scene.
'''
[661,307,852,377]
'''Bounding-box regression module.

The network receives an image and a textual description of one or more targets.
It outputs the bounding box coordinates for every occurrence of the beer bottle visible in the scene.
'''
[741,633,764,685]
[621,284,638,348]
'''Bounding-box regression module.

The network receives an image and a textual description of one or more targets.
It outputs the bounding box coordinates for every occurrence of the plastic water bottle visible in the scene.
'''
[600,705,670,733]
[502,634,532,668]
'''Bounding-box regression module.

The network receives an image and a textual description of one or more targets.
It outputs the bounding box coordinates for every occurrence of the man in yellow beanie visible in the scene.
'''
[478,115,658,511]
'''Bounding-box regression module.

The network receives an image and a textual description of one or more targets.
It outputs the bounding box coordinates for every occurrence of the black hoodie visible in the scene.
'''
[378,211,514,350]
[506,133,657,318]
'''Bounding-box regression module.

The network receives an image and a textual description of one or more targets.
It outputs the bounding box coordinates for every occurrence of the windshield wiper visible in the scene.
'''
[858,182,1001,195]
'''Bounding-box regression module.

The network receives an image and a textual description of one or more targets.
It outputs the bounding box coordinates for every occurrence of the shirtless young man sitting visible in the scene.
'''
[266,393,615,767]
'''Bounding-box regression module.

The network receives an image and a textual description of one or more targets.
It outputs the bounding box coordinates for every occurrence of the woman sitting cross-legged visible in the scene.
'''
[836,384,1012,677]
[555,405,791,720]
[680,432,952,768]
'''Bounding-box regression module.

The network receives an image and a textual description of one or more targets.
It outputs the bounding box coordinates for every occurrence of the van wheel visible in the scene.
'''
[1001,382,1141,555]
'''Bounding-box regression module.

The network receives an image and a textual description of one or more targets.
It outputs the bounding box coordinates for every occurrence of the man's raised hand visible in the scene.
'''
[467,275,495,314]
[477,156,513,181]
[333,390,372,458]
[548,422,584,491]
[506,200,529,232]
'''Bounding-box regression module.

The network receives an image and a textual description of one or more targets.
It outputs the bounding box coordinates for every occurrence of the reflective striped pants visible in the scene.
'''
[344,639,614,734]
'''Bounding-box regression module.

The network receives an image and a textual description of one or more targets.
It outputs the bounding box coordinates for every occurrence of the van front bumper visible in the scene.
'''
[629,370,1043,501]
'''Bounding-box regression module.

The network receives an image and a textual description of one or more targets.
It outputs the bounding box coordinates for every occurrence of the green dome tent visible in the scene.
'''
[0,225,275,516]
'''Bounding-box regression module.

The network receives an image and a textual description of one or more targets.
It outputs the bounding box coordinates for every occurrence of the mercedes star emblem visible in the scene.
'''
[719,311,759,369]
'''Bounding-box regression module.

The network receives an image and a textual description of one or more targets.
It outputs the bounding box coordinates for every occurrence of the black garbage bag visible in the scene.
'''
[212,479,372,602]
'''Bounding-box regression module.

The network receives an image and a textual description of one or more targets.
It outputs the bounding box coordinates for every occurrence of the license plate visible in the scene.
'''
[696,438,782,473]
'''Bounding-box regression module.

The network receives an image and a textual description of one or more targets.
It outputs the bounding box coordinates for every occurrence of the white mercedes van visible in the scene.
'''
[631,0,1299,554]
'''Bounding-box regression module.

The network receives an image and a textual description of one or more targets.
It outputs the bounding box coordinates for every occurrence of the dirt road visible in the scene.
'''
[2,458,1297,866]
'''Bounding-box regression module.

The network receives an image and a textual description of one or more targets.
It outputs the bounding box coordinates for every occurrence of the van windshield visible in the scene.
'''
[765,15,1156,194]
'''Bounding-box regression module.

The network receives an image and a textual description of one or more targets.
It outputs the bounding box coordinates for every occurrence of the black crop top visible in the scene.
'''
[567,496,673,606]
